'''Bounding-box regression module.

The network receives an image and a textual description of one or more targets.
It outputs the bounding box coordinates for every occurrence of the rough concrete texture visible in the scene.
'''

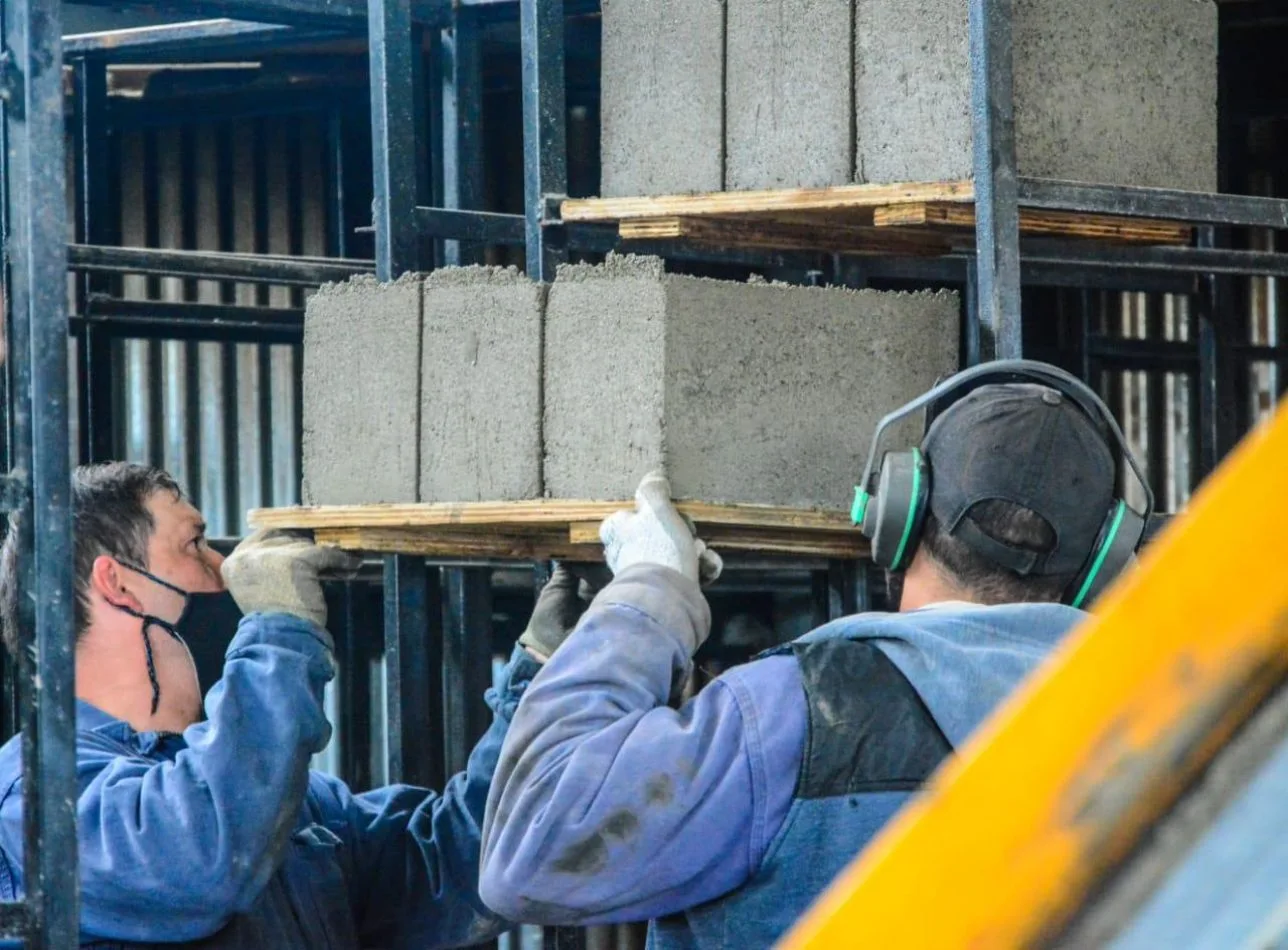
[600,0,725,197]
[302,274,423,505]
[725,0,853,190]
[544,255,959,508]
[855,0,1217,190]
[420,267,544,502]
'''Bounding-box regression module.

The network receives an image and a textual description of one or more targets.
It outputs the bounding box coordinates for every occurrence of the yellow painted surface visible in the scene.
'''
[779,404,1288,949]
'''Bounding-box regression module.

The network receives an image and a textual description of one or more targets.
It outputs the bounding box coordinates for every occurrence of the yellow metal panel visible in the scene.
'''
[778,404,1288,950]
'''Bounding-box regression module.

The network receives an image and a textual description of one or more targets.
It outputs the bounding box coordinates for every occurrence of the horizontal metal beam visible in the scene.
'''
[68,244,372,285]
[87,296,304,325]
[1019,178,1288,230]
[67,0,451,27]
[1087,336,1200,372]
[77,298,304,343]
[1020,238,1288,278]
[415,206,526,244]
[63,20,343,59]
[70,314,301,345]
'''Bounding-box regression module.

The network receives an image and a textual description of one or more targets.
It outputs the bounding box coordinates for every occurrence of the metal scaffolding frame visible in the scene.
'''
[1,0,1286,946]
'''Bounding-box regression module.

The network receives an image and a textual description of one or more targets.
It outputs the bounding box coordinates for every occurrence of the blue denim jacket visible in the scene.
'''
[0,612,538,948]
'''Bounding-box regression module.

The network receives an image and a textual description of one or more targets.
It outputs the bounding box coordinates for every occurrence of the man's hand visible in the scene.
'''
[517,564,603,662]
[600,472,723,586]
[221,529,361,629]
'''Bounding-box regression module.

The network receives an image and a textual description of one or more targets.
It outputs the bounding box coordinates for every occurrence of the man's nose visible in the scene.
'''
[204,547,227,585]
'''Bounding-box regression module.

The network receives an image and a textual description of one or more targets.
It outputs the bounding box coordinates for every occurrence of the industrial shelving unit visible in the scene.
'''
[2,0,1287,946]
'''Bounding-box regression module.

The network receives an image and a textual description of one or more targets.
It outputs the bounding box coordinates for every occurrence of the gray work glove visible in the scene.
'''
[221,528,361,630]
[517,564,603,662]
[600,472,723,586]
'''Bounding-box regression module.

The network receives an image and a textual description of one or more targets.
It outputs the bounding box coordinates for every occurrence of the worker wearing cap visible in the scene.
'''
[479,362,1147,948]
[0,461,570,948]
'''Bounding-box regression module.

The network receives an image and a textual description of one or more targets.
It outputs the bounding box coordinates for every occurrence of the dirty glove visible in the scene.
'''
[600,472,723,586]
[221,528,361,630]
[517,564,603,662]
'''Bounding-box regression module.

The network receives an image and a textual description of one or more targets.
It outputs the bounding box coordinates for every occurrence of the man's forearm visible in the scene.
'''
[480,566,769,924]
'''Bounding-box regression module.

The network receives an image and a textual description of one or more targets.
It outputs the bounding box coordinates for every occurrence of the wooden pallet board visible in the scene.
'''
[249,500,868,561]
[872,201,1191,244]
[562,179,1193,257]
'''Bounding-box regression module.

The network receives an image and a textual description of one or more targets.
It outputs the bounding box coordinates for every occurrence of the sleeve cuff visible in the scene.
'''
[590,564,712,656]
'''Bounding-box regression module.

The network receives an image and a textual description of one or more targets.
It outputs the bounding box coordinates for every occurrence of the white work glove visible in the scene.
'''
[600,472,723,586]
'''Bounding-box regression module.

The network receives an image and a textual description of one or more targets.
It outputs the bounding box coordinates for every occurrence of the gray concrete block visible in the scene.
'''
[545,255,959,508]
[302,275,423,505]
[855,0,1217,191]
[601,0,725,197]
[726,0,853,190]
[420,267,544,502]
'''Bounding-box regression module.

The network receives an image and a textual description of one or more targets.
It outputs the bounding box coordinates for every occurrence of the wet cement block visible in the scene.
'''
[855,0,1217,190]
[420,267,544,502]
[725,0,853,190]
[600,0,725,197]
[544,255,960,509]
[302,274,424,505]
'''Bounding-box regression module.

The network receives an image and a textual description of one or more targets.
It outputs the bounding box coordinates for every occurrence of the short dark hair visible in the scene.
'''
[0,463,182,655]
[920,499,1076,605]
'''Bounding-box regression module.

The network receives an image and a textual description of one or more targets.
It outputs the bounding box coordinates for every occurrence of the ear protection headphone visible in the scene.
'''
[850,359,1154,609]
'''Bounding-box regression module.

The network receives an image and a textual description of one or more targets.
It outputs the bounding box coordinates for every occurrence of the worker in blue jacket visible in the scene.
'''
[0,461,557,948]
[479,361,1152,948]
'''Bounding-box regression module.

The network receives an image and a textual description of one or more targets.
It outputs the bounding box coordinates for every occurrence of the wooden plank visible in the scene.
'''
[250,500,853,533]
[314,526,604,561]
[618,216,951,256]
[561,179,976,223]
[874,202,1192,245]
[567,522,868,558]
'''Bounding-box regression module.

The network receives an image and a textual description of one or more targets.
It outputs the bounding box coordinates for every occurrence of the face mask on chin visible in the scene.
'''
[115,563,244,716]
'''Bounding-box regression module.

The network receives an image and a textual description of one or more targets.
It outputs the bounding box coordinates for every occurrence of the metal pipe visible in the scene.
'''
[520,0,569,282]
[442,568,494,777]
[68,243,372,285]
[65,0,452,28]
[968,0,1023,359]
[439,11,486,268]
[369,0,422,280]
[3,0,80,943]
[383,556,444,790]
[1018,178,1288,231]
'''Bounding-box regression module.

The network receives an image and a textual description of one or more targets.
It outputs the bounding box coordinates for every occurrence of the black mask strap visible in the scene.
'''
[114,561,191,717]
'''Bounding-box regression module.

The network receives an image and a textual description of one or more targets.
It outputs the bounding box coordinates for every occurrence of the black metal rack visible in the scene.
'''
[2,0,1287,946]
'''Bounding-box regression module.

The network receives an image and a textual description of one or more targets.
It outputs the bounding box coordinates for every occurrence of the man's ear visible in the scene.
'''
[91,556,142,613]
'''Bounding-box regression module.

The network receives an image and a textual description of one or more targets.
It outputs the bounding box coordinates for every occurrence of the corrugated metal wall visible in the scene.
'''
[75,113,329,537]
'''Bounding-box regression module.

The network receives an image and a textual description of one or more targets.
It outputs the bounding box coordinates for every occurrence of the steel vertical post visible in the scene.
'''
[73,56,116,464]
[382,555,444,790]
[369,0,421,279]
[440,11,485,267]
[3,0,80,944]
[441,567,493,777]
[520,0,568,282]
[969,0,1023,360]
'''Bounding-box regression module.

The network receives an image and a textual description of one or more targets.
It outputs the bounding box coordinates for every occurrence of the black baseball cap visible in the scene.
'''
[921,382,1117,576]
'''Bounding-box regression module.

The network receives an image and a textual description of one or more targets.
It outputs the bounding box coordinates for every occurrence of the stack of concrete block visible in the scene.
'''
[601,0,1217,196]
[543,256,958,508]
[302,266,544,505]
[304,256,959,511]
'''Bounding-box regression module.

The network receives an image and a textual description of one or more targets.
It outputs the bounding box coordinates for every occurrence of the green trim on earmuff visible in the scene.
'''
[889,448,924,571]
[1071,500,1127,609]
[851,488,870,526]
